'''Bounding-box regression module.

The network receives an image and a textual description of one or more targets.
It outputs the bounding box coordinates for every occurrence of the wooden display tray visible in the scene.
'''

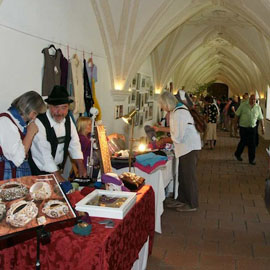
[0,174,76,248]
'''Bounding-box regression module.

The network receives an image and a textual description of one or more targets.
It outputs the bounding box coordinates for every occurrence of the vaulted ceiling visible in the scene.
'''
[91,0,270,96]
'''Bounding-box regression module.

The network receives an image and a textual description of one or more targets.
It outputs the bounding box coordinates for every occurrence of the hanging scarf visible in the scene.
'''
[8,106,27,135]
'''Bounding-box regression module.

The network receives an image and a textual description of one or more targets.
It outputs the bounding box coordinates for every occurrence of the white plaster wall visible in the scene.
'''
[0,0,157,141]
[0,0,116,133]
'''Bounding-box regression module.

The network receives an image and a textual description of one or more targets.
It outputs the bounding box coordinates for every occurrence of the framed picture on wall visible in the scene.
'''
[131,74,138,89]
[140,93,145,108]
[149,85,154,99]
[136,90,140,109]
[144,107,149,121]
[131,89,136,103]
[139,112,144,126]
[145,76,151,89]
[114,105,123,119]
[134,112,139,126]
[145,92,149,103]
[148,102,153,120]
[140,75,146,90]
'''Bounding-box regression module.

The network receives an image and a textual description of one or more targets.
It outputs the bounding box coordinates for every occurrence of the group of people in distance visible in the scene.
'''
[154,89,264,212]
[0,85,94,182]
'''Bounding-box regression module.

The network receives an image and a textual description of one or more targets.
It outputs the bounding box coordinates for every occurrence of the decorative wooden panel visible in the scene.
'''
[95,125,112,174]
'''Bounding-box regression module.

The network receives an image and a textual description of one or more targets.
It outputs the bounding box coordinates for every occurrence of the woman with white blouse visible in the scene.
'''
[153,90,201,212]
[0,91,46,180]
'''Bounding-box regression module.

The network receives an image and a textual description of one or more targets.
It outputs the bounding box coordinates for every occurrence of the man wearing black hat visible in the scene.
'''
[29,85,86,181]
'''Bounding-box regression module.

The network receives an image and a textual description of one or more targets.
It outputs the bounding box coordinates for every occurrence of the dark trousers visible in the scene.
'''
[177,150,199,208]
[235,126,256,163]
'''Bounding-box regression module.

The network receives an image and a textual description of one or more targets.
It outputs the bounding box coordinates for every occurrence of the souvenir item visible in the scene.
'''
[37,216,47,225]
[119,172,145,191]
[76,189,136,219]
[42,200,69,218]
[101,173,129,192]
[0,181,28,201]
[30,182,52,201]
[0,203,6,221]
[6,200,38,227]
[0,174,76,241]
[88,194,127,208]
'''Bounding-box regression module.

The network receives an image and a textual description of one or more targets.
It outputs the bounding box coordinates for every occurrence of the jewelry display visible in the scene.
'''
[42,200,69,218]
[30,182,52,201]
[87,195,127,208]
[6,200,38,227]
[0,203,6,221]
[37,216,47,226]
[0,181,29,201]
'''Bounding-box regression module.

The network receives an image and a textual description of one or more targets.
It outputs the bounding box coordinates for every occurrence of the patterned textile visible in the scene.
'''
[0,185,155,270]
[204,103,218,123]
[0,155,31,180]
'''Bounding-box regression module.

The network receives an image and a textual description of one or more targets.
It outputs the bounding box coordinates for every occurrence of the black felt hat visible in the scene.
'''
[45,85,73,105]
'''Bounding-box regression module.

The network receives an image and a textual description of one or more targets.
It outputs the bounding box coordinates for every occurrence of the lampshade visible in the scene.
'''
[121,109,137,125]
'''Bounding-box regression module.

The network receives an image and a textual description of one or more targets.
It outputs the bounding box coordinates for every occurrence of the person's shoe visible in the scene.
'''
[176,204,197,212]
[249,161,256,165]
[166,200,186,208]
[234,154,243,161]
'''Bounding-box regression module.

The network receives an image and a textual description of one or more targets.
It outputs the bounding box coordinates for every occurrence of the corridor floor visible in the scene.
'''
[147,131,270,270]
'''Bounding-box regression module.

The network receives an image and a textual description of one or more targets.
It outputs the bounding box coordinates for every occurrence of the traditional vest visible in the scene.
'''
[29,113,71,175]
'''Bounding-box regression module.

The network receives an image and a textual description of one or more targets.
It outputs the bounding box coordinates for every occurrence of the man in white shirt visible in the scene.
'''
[29,85,86,182]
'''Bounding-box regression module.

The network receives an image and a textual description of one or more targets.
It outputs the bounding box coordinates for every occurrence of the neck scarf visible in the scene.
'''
[8,106,27,135]
[176,102,184,108]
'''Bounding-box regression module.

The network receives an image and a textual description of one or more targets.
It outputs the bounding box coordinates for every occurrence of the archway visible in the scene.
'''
[207,83,228,100]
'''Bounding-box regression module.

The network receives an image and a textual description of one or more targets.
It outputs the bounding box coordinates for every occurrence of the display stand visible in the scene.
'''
[36,226,51,270]
[87,107,99,178]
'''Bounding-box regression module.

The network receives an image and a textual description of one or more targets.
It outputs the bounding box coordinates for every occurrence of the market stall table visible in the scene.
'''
[113,158,176,233]
[0,185,155,270]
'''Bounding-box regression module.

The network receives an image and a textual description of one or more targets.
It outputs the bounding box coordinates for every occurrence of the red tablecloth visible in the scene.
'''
[0,185,155,270]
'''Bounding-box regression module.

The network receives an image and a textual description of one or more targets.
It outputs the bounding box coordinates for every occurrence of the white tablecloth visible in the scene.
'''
[113,158,176,233]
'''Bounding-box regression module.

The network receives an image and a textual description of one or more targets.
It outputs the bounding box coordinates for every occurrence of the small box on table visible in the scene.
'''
[75,190,136,219]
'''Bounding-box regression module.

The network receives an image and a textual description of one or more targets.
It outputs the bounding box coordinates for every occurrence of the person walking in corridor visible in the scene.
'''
[234,94,264,165]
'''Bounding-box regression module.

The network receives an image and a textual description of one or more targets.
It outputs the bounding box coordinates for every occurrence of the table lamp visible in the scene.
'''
[122,109,137,172]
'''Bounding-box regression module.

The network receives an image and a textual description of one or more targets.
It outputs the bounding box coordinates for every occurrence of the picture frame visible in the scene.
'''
[139,112,144,126]
[134,112,139,126]
[149,85,154,99]
[145,92,149,103]
[140,75,146,90]
[114,105,123,119]
[131,74,137,89]
[136,90,140,109]
[145,76,151,89]
[131,89,136,103]
[140,93,145,108]
[95,125,113,174]
[144,107,149,121]
[148,102,153,120]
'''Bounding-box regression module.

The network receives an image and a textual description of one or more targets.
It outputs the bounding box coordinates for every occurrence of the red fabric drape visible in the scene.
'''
[0,185,155,270]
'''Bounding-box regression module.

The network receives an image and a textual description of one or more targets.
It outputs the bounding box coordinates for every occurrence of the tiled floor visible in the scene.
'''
[147,131,270,270]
